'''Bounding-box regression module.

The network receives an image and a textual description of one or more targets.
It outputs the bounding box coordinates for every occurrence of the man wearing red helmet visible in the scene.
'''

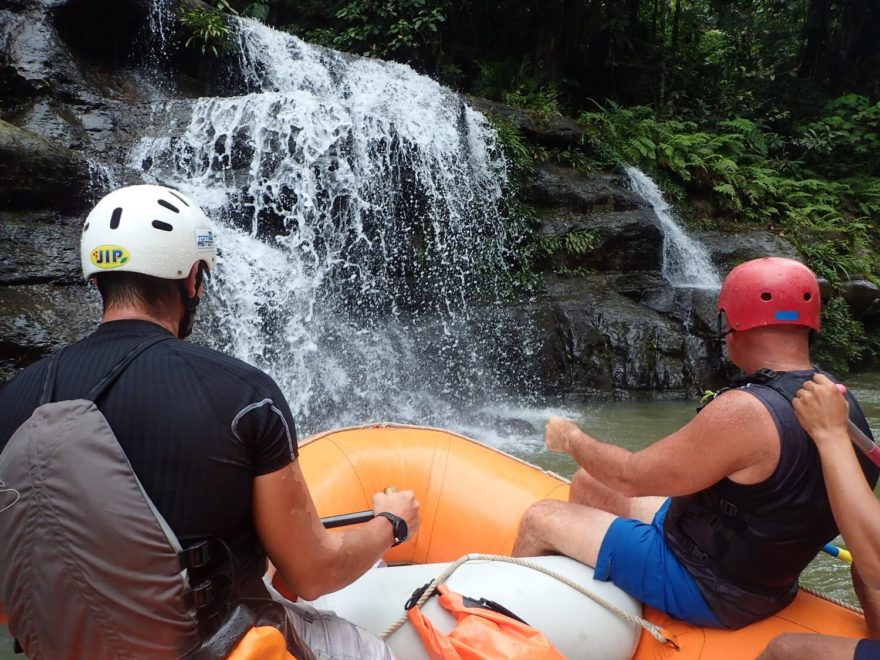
[513,257,879,630]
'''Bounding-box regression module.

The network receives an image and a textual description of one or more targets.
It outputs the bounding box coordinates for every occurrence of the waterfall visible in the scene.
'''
[625,167,721,289]
[128,18,530,437]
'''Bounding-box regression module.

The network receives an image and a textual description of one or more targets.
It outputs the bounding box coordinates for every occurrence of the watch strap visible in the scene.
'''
[376,511,406,547]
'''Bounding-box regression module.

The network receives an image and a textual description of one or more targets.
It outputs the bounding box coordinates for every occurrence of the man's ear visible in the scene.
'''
[184,263,200,298]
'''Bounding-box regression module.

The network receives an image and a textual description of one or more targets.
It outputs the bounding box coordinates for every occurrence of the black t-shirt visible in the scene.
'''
[0,320,297,575]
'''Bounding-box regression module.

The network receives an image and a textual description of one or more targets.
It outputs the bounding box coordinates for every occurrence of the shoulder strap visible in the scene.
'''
[38,334,171,406]
[38,347,67,406]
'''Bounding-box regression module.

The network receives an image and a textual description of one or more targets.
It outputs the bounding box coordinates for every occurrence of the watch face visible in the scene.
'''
[381,512,407,546]
[395,517,408,542]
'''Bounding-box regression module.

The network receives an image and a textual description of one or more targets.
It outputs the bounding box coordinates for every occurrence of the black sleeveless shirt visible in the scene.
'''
[663,369,879,628]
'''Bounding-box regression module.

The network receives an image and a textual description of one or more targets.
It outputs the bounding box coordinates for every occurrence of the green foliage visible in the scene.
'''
[243,2,270,21]
[486,115,546,180]
[179,6,234,57]
[474,60,563,123]
[300,0,445,61]
[579,100,880,280]
[213,0,239,15]
[794,95,880,178]
[813,297,866,374]
[535,230,597,258]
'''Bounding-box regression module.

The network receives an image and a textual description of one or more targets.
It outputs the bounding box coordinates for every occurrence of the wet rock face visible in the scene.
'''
[0,0,829,401]
[0,120,93,211]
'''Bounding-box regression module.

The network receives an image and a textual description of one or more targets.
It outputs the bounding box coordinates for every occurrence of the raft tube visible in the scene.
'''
[298,423,869,659]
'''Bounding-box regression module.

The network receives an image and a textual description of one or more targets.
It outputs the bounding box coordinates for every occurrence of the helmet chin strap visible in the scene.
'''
[178,290,201,339]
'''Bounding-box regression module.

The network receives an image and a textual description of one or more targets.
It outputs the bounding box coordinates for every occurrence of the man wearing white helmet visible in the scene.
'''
[0,185,419,659]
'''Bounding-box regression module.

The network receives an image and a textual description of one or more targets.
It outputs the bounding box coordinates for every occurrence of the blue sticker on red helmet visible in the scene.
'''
[775,311,799,321]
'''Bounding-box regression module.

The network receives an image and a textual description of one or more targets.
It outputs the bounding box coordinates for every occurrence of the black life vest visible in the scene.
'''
[663,368,879,629]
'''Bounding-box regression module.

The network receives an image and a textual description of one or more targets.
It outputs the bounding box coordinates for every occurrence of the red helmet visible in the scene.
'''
[717,257,820,333]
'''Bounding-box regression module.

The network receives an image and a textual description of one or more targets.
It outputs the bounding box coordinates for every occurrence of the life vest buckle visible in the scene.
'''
[718,499,738,517]
[191,580,215,610]
[180,540,212,570]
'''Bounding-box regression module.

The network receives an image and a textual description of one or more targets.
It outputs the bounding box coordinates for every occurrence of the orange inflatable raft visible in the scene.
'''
[298,423,868,660]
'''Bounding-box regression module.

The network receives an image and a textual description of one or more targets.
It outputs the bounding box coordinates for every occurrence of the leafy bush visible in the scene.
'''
[300,0,445,61]
[179,7,234,57]
[814,297,866,374]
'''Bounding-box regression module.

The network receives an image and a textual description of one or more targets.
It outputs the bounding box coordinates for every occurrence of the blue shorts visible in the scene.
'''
[594,499,724,627]
[855,639,880,659]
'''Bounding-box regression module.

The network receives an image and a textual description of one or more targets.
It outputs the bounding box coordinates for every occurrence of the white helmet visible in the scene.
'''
[81,185,218,281]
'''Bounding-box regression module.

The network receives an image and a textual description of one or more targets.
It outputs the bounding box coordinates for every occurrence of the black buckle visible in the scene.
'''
[191,580,215,610]
[462,596,529,625]
[679,535,708,563]
[180,541,211,571]
[405,581,435,610]
[709,516,724,532]
[718,499,738,517]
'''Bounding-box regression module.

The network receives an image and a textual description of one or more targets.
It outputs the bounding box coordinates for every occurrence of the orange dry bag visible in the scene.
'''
[407,584,566,660]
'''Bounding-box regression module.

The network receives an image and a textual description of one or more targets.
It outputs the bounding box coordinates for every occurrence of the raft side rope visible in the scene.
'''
[378,553,679,649]
[799,584,864,615]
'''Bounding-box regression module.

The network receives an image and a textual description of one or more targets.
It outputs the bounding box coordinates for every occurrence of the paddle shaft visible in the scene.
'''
[834,384,880,468]
[320,487,397,528]
[321,510,374,529]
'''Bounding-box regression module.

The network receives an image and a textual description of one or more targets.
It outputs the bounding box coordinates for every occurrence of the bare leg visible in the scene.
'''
[853,563,880,640]
[757,632,858,659]
[511,499,616,566]
[570,468,667,524]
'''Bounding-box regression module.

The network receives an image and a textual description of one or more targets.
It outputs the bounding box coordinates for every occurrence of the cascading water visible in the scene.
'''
[625,167,721,289]
[128,17,534,438]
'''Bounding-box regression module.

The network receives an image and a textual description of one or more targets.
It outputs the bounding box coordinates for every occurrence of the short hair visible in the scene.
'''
[94,272,180,318]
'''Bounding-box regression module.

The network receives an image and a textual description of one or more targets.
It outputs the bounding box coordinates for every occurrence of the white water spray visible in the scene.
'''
[129,18,528,436]
[625,167,721,289]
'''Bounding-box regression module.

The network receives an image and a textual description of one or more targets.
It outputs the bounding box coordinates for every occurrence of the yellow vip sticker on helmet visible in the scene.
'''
[91,245,130,269]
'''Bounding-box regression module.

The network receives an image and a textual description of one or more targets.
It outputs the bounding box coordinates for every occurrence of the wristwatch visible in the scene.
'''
[376,512,408,547]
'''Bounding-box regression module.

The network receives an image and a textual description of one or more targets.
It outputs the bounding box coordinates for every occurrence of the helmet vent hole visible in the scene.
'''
[168,191,190,207]
[110,207,122,229]
[804,292,812,301]
[158,199,180,213]
[761,292,772,301]
[152,220,173,232]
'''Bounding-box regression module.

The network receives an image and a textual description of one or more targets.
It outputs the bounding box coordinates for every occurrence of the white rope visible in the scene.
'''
[799,585,864,614]
[379,554,675,647]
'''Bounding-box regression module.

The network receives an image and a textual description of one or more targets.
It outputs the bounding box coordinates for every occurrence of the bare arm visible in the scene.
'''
[252,461,420,600]
[794,374,880,588]
[545,389,780,497]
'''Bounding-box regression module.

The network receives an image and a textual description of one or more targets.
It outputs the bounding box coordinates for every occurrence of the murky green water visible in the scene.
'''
[3,373,878,656]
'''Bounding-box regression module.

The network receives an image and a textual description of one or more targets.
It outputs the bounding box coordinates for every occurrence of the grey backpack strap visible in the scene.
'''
[37,346,67,406]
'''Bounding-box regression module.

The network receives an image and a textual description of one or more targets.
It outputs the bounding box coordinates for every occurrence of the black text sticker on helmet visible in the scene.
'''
[196,229,215,251]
